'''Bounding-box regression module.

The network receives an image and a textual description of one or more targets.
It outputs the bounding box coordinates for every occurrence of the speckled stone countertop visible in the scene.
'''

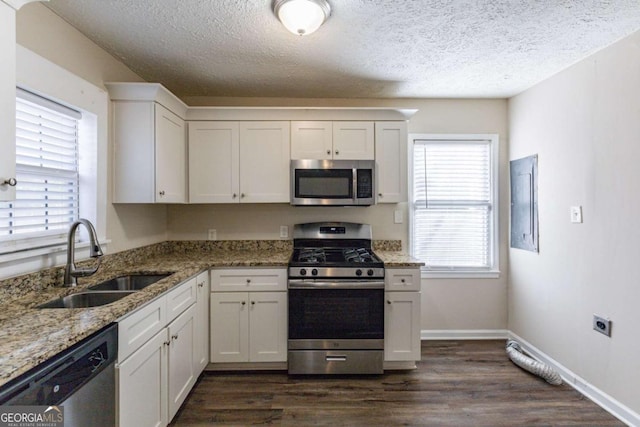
[0,240,421,388]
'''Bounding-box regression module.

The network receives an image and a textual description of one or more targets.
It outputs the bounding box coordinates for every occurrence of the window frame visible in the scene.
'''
[409,133,500,279]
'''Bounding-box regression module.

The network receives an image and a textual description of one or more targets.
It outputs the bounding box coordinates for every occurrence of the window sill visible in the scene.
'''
[421,269,501,279]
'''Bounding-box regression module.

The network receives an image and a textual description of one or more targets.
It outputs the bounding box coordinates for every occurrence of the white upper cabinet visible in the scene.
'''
[290,121,333,159]
[188,121,290,203]
[375,121,408,203]
[0,2,17,201]
[112,101,186,203]
[239,121,290,203]
[291,121,374,160]
[188,121,239,203]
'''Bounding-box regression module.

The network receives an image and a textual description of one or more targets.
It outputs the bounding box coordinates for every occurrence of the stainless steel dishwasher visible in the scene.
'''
[0,323,117,427]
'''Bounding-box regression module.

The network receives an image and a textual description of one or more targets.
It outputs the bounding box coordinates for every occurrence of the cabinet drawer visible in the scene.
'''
[211,268,286,292]
[385,268,421,291]
[166,277,197,322]
[118,297,166,361]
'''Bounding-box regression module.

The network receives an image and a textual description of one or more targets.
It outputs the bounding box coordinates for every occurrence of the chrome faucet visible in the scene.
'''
[64,219,104,287]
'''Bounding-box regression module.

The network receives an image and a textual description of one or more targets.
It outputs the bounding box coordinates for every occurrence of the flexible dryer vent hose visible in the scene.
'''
[506,340,562,385]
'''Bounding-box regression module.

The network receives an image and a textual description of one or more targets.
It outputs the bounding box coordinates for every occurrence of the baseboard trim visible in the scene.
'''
[508,332,639,427]
[421,329,509,340]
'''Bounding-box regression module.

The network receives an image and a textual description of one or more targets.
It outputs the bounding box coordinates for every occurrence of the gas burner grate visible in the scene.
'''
[343,248,375,263]
[299,248,326,263]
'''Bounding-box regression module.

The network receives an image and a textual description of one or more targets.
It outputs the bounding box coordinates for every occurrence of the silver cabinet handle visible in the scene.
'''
[198,282,204,288]
[1,178,17,187]
[171,334,178,341]
[163,341,170,347]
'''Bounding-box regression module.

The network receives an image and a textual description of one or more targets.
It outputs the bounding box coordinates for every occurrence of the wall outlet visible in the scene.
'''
[394,210,403,224]
[280,225,288,238]
[208,229,217,240]
[593,314,611,337]
[570,206,583,223]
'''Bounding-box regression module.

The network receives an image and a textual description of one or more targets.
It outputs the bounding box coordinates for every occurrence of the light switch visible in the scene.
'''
[570,206,583,224]
[394,210,403,224]
[280,225,289,238]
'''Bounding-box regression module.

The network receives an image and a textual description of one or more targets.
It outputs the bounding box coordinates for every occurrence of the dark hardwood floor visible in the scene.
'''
[171,340,624,426]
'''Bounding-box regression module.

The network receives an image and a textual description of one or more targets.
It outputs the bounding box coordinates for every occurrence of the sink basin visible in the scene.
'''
[88,273,171,291]
[36,291,136,309]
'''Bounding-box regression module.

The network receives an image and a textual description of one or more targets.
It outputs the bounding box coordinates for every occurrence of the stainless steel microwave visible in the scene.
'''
[290,159,376,206]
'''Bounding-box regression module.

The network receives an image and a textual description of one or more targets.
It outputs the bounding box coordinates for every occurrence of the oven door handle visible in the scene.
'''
[288,280,385,289]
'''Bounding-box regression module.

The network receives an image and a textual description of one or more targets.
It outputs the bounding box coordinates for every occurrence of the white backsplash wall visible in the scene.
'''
[167,203,407,247]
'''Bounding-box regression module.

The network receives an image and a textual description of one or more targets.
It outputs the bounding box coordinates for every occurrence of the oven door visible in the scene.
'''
[288,281,384,349]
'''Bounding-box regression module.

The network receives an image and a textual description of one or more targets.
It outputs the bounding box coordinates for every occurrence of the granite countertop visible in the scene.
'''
[0,240,421,388]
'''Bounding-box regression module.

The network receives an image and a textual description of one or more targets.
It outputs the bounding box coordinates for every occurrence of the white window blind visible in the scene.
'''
[0,91,80,245]
[412,138,495,271]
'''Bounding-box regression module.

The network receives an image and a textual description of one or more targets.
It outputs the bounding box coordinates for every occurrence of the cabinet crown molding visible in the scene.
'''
[105,82,417,121]
[2,0,47,10]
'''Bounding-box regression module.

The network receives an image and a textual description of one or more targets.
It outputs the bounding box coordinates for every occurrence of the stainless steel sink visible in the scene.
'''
[88,274,171,291]
[36,291,136,309]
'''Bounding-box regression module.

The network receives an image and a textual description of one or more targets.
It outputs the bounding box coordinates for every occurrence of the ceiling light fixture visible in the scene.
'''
[273,0,331,36]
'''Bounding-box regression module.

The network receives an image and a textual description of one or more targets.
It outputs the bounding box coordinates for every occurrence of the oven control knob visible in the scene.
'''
[356,269,363,277]
[300,269,307,276]
[367,269,374,276]
[311,269,318,276]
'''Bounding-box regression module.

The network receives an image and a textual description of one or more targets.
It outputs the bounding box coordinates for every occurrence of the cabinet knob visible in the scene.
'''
[164,341,170,346]
[198,282,204,288]
[246,279,251,284]
[251,301,255,305]
[171,334,178,341]
[1,178,17,187]
[378,193,383,197]
[241,193,245,198]
[159,190,165,196]
[241,301,246,305]
[232,193,237,198]
[401,279,406,283]
[335,150,339,155]
[387,300,392,305]
[326,150,331,155]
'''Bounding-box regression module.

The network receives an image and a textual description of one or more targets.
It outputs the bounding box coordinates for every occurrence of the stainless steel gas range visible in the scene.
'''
[287,222,385,375]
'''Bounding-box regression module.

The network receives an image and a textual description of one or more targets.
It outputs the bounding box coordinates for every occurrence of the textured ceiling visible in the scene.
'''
[44,0,640,99]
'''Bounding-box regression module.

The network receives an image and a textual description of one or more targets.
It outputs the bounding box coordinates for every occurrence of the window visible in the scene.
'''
[410,134,499,276]
[0,89,81,250]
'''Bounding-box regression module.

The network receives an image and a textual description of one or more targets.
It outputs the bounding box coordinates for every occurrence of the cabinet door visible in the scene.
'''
[375,122,407,203]
[0,3,16,201]
[168,304,196,422]
[239,121,290,203]
[333,121,374,160]
[248,292,287,362]
[155,103,186,203]
[291,121,333,160]
[194,271,209,374]
[188,121,240,203]
[118,330,168,427]
[384,292,421,362]
[210,292,249,363]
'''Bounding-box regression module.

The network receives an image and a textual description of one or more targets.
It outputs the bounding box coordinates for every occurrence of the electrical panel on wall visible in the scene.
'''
[510,154,539,252]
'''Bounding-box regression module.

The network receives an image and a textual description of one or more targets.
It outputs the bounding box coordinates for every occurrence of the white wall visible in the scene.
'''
[16,3,167,253]
[509,30,640,417]
[169,97,510,332]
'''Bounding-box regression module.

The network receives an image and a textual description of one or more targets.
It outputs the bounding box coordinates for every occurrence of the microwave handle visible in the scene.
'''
[352,168,357,203]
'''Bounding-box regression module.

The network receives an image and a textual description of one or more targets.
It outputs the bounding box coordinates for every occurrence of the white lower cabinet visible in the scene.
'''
[384,268,422,364]
[117,275,200,427]
[210,268,287,365]
[194,271,210,374]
